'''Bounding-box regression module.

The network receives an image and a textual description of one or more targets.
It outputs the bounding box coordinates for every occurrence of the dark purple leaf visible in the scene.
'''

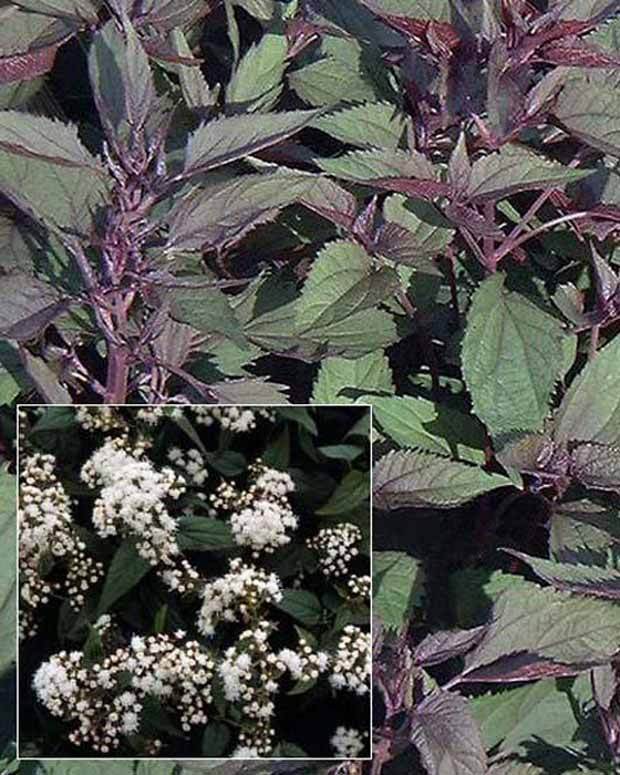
[414,626,487,667]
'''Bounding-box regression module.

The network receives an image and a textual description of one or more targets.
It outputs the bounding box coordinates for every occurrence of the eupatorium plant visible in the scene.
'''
[17,405,371,759]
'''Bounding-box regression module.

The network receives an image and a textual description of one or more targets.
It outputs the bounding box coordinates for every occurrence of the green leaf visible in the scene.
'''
[202,721,231,756]
[554,332,620,447]
[183,110,319,178]
[410,690,488,775]
[0,148,109,236]
[275,589,322,626]
[12,0,100,21]
[462,273,566,437]
[88,19,155,140]
[471,679,582,757]
[466,145,592,201]
[318,147,436,184]
[550,499,620,567]
[462,581,620,678]
[176,516,235,551]
[554,78,620,158]
[297,240,399,332]
[275,407,318,435]
[312,101,407,150]
[373,551,424,631]
[0,272,68,341]
[373,450,510,510]
[171,285,246,348]
[311,352,394,403]
[168,28,218,109]
[316,470,369,515]
[370,395,486,464]
[96,539,152,615]
[0,471,16,676]
[225,33,288,112]
[165,172,315,252]
[0,111,103,170]
[381,194,454,257]
[0,341,31,404]
[504,549,620,599]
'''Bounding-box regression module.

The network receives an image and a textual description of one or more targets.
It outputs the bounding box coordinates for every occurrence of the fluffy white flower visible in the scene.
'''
[330,726,367,758]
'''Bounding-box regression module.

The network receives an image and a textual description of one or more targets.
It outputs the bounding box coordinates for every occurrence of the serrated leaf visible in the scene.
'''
[168,28,218,109]
[414,627,486,667]
[373,551,423,631]
[170,285,247,348]
[506,549,620,599]
[297,240,399,331]
[370,396,486,464]
[0,149,108,235]
[89,19,156,142]
[165,172,314,252]
[462,273,566,437]
[466,145,592,201]
[96,539,152,616]
[312,101,407,150]
[373,450,509,510]
[311,352,394,404]
[462,581,620,680]
[550,499,620,566]
[202,721,231,757]
[275,589,322,626]
[0,111,103,170]
[570,441,620,493]
[0,272,68,340]
[183,110,318,178]
[554,78,620,158]
[470,679,583,758]
[380,194,454,259]
[555,333,620,447]
[318,147,437,184]
[410,690,488,775]
[226,33,287,112]
[176,517,235,551]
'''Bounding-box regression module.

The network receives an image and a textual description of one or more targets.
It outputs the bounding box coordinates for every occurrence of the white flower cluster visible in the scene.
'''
[346,574,371,601]
[276,639,329,682]
[168,446,209,486]
[81,438,185,567]
[75,406,125,433]
[190,407,274,433]
[33,632,215,753]
[307,523,362,577]
[135,407,166,425]
[211,463,298,555]
[20,453,103,637]
[330,726,367,758]
[329,626,371,696]
[197,558,282,636]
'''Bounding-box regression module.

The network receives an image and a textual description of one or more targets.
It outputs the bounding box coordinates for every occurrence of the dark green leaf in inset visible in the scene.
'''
[275,589,322,626]
[96,539,152,616]
[176,516,235,551]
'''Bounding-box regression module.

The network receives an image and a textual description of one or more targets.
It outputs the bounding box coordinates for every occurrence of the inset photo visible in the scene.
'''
[17,405,371,760]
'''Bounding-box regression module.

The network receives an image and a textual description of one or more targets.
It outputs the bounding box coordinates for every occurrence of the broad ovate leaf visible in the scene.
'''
[297,240,399,331]
[311,352,394,404]
[462,273,566,437]
[373,450,509,510]
[373,551,424,631]
[554,333,620,446]
[466,145,592,201]
[0,272,68,340]
[0,470,16,676]
[410,690,487,775]
[225,33,287,112]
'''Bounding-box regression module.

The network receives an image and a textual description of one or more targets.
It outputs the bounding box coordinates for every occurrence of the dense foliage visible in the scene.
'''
[17,405,370,759]
[0,0,619,773]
